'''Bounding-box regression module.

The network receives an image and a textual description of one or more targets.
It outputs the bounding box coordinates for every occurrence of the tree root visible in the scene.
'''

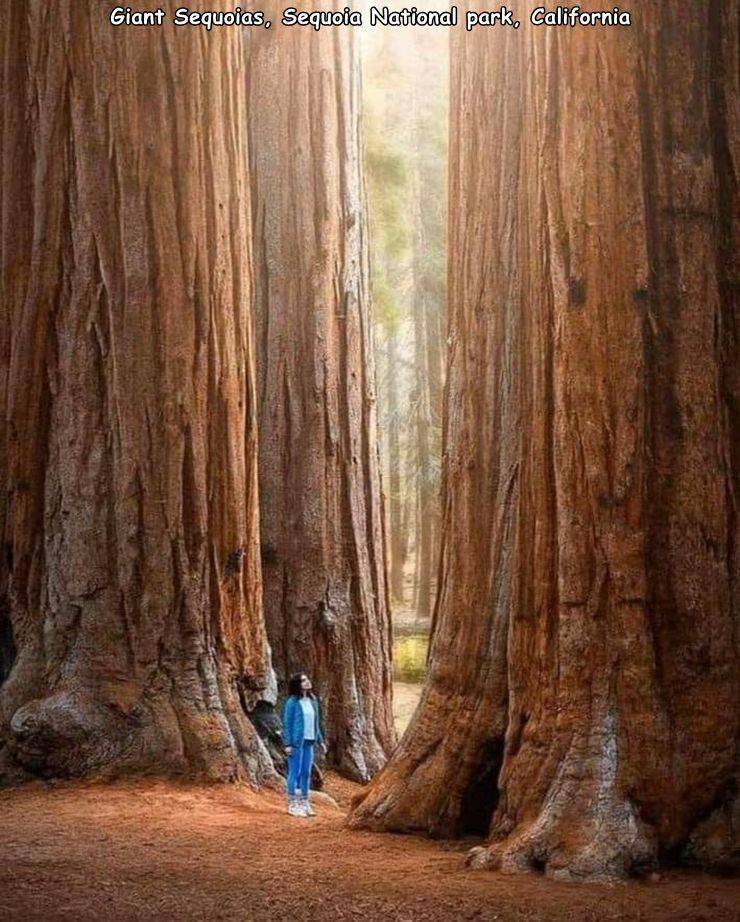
[467,793,657,881]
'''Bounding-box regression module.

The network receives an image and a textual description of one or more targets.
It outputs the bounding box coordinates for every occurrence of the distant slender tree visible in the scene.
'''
[364,102,410,604]
[351,1,738,879]
[364,28,447,617]
[248,16,396,781]
[385,333,405,602]
[0,3,274,784]
[410,30,446,615]
[410,168,433,618]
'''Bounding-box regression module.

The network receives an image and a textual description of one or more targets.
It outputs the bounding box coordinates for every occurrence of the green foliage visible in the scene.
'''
[366,145,407,189]
[364,106,411,336]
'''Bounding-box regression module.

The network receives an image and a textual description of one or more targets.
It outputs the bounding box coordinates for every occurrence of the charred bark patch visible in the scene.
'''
[0,615,16,687]
[246,699,285,768]
[568,277,586,306]
[260,544,278,566]
[225,548,246,578]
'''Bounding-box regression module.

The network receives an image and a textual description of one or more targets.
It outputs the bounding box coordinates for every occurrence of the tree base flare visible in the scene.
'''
[467,809,657,881]
[1,683,278,788]
[467,792,740,881]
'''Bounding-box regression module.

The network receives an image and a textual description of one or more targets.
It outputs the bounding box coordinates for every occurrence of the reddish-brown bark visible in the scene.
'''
[0,2,274,784]
[351,1,738,879]
[248,17,396,781]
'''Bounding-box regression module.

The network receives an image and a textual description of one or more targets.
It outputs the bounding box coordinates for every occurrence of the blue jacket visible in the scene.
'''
[281,695,324,748]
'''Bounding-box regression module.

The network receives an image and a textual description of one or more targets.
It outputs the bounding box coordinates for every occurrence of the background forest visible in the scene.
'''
[363,27,448,729]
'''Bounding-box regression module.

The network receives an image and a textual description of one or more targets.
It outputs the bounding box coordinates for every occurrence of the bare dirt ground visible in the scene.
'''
[392,681,423,734]
[1,774,738,922]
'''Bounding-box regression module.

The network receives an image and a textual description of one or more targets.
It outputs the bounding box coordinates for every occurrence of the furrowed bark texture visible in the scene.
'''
[248,15,396,781]
[351,1,739,879]
[0,2,276,785]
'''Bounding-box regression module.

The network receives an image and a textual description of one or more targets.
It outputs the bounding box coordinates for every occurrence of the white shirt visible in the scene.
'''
[300,697,316,741]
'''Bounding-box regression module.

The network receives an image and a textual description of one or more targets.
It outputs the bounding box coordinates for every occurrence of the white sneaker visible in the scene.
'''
[288,800,304,817]
[301,798,316,817]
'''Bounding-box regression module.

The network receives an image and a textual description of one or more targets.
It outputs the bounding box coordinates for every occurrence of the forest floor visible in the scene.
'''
[391,606,429,733]
[2,774,738,922]
[393,680,423,734]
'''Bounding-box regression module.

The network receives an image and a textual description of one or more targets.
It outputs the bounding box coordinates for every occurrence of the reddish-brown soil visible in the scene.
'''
[1,775,737,921]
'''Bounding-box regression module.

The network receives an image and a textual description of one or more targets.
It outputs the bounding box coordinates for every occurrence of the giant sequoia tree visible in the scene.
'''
[351,1,738,879]
[248,17,396,780]
[0,3,275,784]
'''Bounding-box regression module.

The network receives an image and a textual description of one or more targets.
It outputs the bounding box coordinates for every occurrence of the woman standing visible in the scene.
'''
[281,673,325,817]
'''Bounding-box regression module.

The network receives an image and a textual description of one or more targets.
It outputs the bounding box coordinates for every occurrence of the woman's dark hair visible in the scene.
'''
[287,672,314,698]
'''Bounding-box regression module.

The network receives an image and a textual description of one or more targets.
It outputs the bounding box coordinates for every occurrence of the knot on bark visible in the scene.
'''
[8,690,138,777]
[225,547,246,577]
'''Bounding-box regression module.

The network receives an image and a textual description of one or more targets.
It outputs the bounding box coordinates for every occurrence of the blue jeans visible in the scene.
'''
[286,741,315,797]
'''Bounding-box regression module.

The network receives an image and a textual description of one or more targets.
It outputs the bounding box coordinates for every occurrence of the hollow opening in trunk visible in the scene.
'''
[0,613,16,687]
[458,740,504,835]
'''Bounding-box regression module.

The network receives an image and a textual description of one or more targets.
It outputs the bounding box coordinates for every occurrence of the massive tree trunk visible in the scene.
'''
[0,2,275,785]
[248,18,396,781]
[351,1,738,879]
